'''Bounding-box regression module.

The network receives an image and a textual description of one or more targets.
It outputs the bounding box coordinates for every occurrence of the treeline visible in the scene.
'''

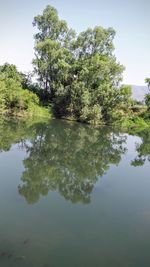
[0,5,150,126]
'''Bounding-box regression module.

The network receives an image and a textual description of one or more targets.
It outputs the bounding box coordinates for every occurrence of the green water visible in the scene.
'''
[0,118,150,267]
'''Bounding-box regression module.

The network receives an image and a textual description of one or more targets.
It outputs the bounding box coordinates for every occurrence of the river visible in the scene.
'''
[0,118,150,267]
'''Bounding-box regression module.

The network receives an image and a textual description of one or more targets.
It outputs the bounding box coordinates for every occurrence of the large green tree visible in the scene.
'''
[33,5,75,100]
[33,5,131,124]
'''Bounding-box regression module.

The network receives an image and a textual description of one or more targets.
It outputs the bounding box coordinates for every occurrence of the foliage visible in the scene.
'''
[143,76,150,117]
[145,78,150,88]
[0,5,149,128]
[0,63,50,118]
[120,116,149,131]
[33,5,132,125]
[0,63,21,82]
[145,93,150,111]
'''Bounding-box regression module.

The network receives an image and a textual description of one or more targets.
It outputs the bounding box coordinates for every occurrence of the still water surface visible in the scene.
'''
[0,118,150,267]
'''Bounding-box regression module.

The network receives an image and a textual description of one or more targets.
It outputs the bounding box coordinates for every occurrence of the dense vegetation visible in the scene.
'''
[0,63,50,118]
[145,78,150,113]
[32,5,132,125]
[0,4,149,127]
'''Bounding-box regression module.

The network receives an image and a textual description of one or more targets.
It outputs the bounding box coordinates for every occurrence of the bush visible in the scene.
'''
[0,64,51,118]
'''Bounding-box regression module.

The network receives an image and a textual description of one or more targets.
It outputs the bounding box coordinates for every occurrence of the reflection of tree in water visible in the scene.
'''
[0,118,27,151]
[0,117,44,152]
[1,117,149,203]
[18,120,127,204]
[131,128,150,167]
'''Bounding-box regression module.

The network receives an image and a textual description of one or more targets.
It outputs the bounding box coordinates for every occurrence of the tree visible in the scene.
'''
[0,63,48,116]
[145,77,150,112]
[145,93,150,111]
[33,39,73,101]
[33,5,75,101]
[145,78,150,89]
[0,63,21,82]
[33,5,75,46]
[33,5,132,124]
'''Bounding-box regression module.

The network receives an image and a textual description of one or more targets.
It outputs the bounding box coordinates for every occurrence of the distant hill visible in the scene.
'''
[131,85,149,102]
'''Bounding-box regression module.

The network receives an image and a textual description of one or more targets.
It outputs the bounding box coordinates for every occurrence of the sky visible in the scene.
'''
[0,0,149,85]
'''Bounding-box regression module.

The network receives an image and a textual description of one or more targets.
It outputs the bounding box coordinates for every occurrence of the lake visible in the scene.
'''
[0,117,150,267]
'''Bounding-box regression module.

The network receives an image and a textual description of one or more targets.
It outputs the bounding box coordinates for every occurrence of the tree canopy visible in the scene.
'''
[33,5,132,125]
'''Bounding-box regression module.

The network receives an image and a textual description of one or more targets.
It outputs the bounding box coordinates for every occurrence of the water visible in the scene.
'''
[0,117,150,267]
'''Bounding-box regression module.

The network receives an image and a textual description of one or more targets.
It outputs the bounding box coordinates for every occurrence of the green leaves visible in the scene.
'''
[74,26,115,58]
[33,5,75,46]
[33,5,132,125]
[145,93,150,111]
[0,63,49,117]
[145,77,150,112]
[145,78,150,88]
[0,63,21,83]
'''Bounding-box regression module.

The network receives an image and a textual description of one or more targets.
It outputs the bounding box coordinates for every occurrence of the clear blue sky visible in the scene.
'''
[0,0,149,85]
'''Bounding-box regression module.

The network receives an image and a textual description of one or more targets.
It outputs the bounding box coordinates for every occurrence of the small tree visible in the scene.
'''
[145,77,150,111]
[145,78,150,89]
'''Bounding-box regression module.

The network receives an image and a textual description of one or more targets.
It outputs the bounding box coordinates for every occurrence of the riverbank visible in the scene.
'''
[1,109,150,133]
